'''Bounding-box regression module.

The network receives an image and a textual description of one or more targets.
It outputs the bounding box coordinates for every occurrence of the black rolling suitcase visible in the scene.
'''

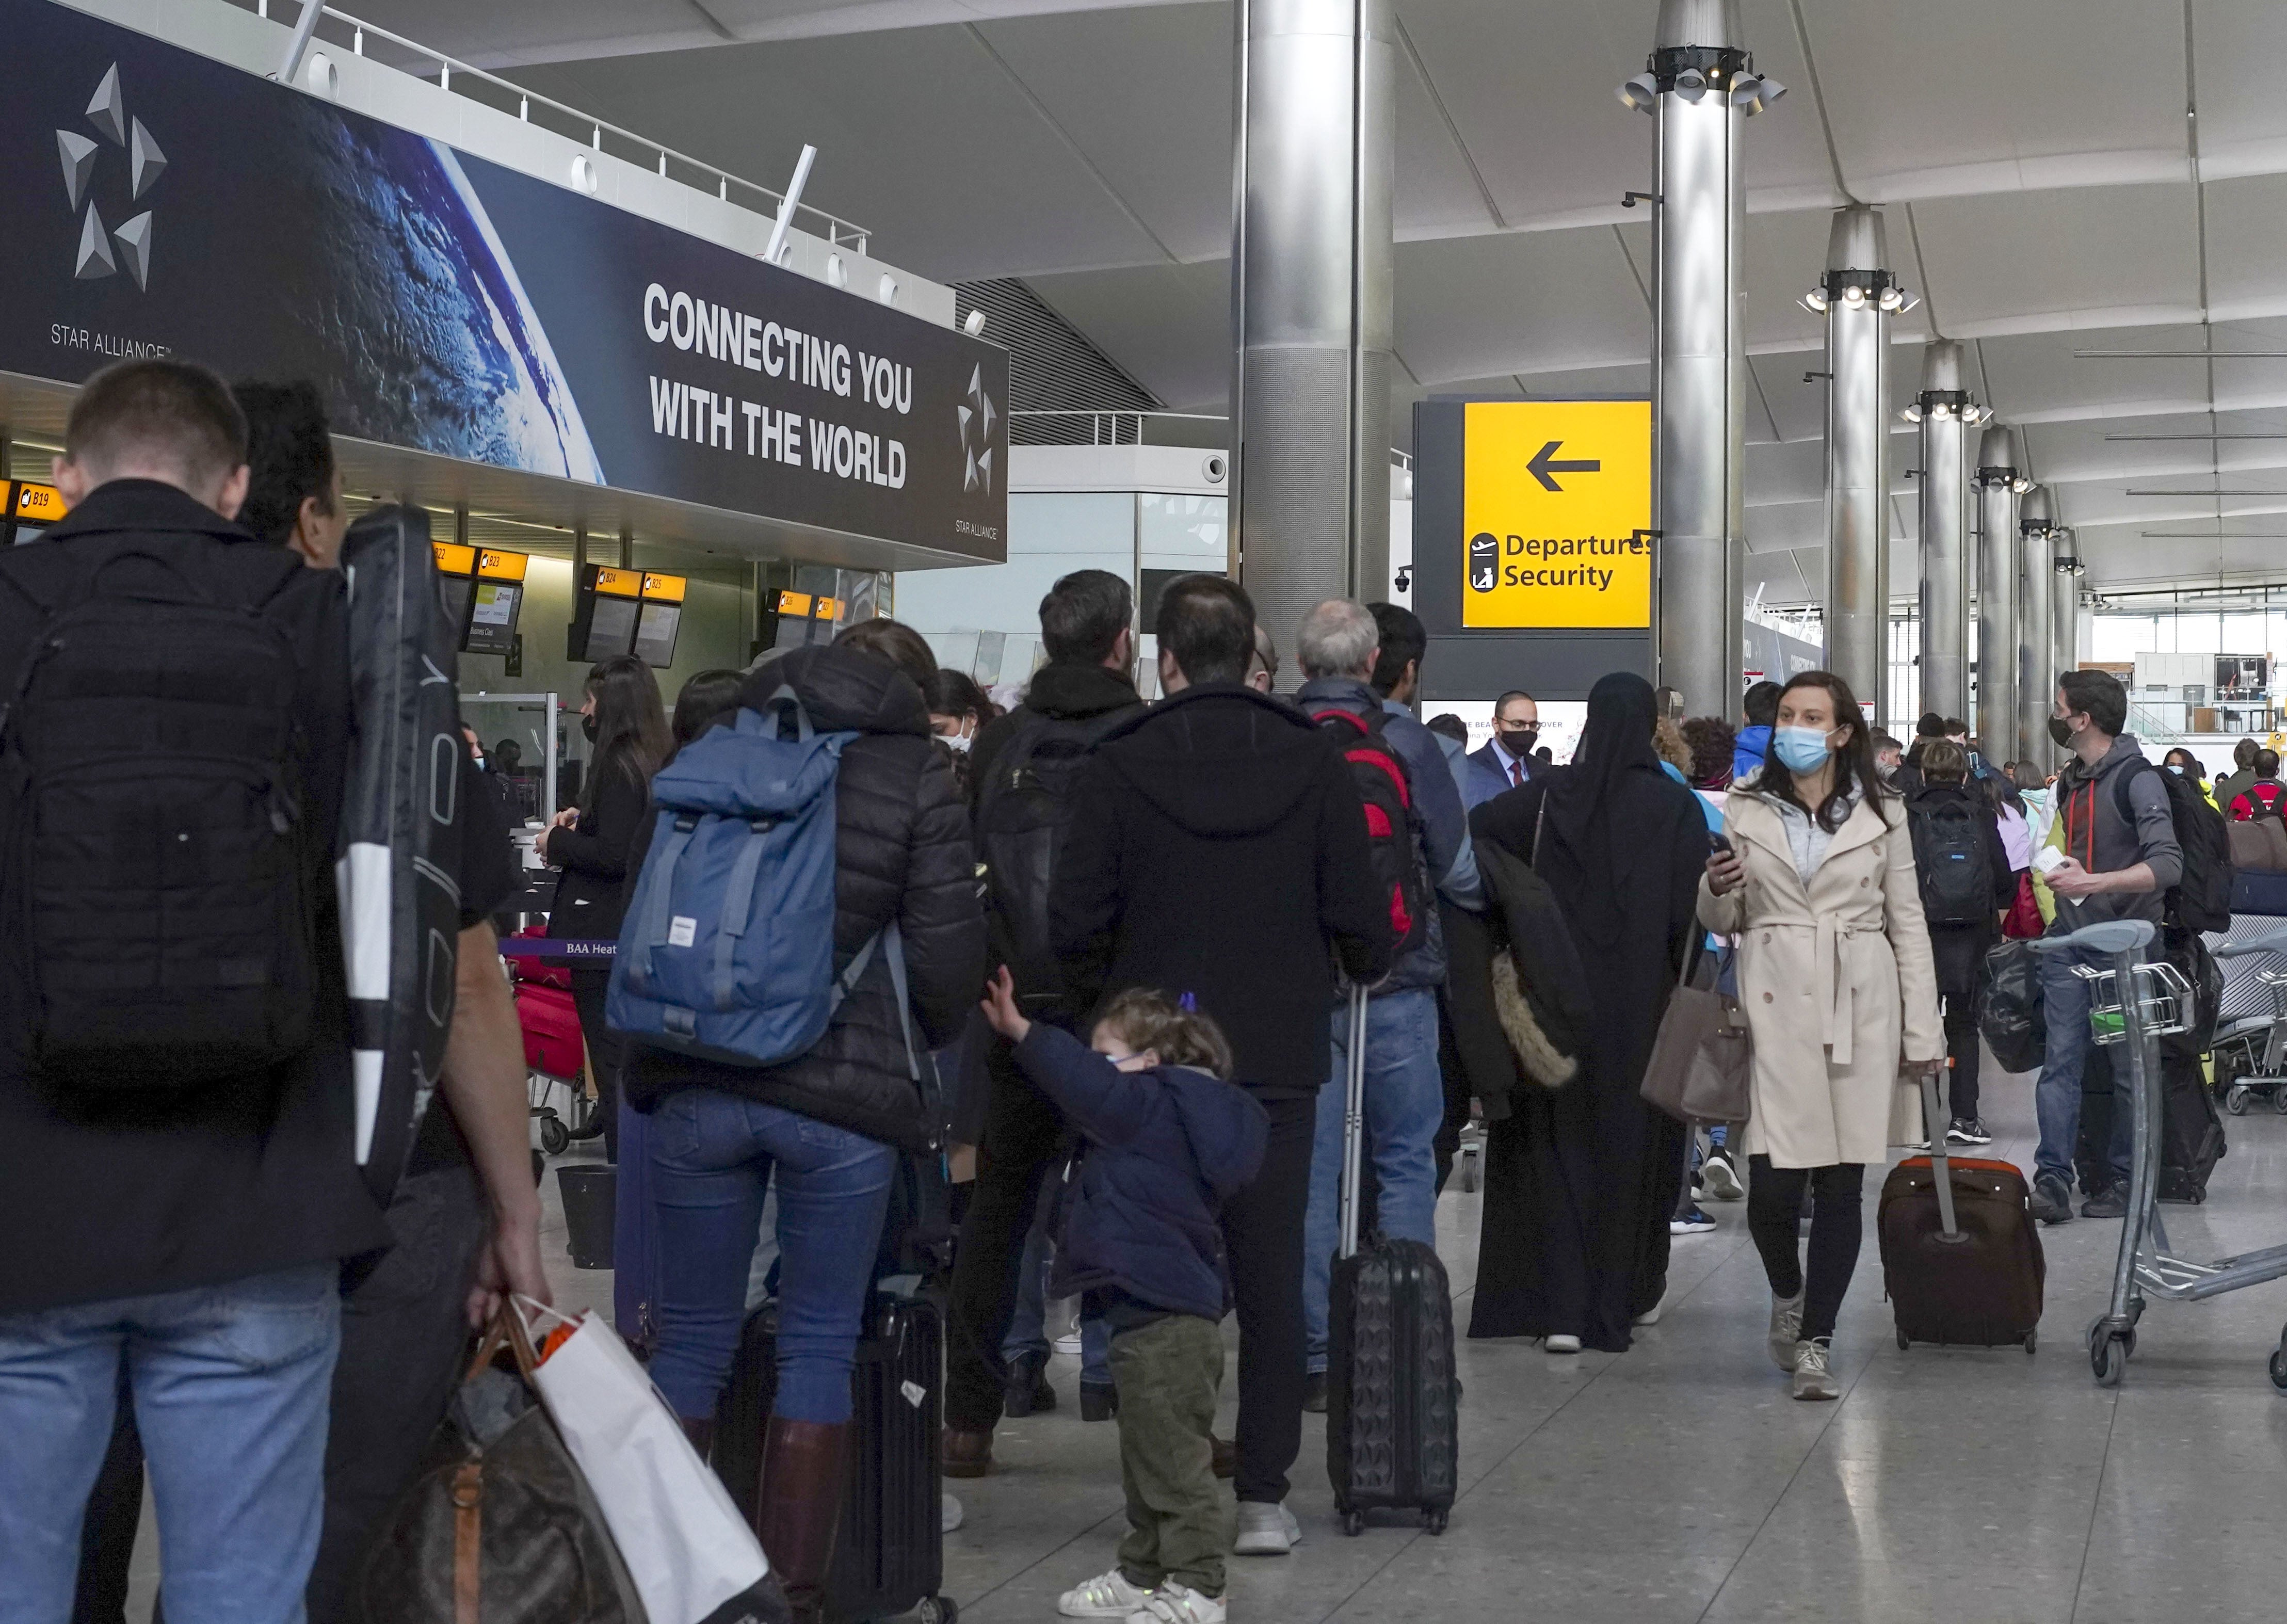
[1327,984,1460,1536]
[1877,1071,2044,1351]
[714,1290,955,1624]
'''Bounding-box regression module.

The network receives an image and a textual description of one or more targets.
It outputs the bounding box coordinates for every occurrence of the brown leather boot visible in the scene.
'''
[755,1417,849,1624]
[679,1413,716,1462]
[942,1425,994,1479]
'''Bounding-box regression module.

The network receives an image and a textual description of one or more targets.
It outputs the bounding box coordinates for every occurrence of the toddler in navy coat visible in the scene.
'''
[979,969,1266,1624]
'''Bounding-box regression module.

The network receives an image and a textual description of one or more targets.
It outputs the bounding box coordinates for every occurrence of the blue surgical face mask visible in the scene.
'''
[1771,726,1837,774]
[2166,763,2184,776]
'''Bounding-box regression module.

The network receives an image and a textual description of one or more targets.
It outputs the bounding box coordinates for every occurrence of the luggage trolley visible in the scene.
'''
[2038,919,2287,1387]
[2208,925,2287,1115]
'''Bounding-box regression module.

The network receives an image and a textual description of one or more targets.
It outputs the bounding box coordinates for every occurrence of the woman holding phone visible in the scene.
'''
[1699,671,1944,1399]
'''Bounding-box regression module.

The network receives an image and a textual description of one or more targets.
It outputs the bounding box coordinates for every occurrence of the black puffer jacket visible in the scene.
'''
[621,645,987,1151]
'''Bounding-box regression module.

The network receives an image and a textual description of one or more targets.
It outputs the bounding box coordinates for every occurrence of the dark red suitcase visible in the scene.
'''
[1878,1073,2045,1352]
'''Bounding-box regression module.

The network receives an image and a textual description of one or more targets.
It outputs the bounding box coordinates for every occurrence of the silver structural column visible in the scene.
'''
[1229,0,1394,658]
[1811,205,1903,721]
[2052,530,2082,686]
[1621,0,1781,715]
[2016,486,2054,767]
[1974,425,2025,759]
[1909,341,1984,725]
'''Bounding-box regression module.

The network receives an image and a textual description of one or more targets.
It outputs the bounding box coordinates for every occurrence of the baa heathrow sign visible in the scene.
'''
[1461,400,1653,630]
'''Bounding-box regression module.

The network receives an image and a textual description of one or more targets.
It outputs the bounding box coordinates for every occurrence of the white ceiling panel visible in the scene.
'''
[1025,259,1232,409]
[1392,228,1650,384]
[1910,184,2201,336]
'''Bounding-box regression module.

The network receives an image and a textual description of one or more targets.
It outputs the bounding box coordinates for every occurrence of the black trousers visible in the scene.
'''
[571,963,622,1164]
[307,1164,491,1623]
[1430,988,1474,1196]
[1930,926,1989,1125]
[1220,1093,1316,1505]
[945,1042,1069,1433]
[1745,1158,1864,1343]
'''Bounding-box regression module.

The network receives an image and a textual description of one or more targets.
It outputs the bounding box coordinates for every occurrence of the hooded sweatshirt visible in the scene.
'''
[1012,1022,1268,1321]
[968,658,1142,805]
[1732,722,1773,783]
[1052,682,1395,1098]
[2052,732,2183,928]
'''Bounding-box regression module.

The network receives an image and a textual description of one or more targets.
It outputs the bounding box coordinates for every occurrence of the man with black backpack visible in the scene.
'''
[944,568,1144,1475]
[1904,739,2016,1146]
[1292,600,1481,1417]
[0,361,388,1623]
[2032,669,2192,1225]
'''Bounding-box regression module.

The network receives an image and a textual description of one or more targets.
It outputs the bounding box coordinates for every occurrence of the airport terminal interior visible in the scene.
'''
[27,0,2287,1619]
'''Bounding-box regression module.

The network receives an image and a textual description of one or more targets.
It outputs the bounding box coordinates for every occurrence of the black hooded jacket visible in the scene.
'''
[969,659,1142,802]
[620,645,987,1150]
[1051,682,1394,1099]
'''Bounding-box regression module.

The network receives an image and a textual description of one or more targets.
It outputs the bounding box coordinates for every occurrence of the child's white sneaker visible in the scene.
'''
[1129,1581,1226,1624]
[1059,1568,1155,1618]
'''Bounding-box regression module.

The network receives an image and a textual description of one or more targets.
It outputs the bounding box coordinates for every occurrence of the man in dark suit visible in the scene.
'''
[1466,688,1539,806]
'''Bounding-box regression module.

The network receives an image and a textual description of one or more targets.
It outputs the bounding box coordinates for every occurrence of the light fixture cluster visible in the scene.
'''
[1617,45,1784,117]
[1901,391,1992,426]
[1800,267,1916,317]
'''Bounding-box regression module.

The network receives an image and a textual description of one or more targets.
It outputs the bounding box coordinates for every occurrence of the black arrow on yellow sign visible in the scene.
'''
[1526,439,1601,492]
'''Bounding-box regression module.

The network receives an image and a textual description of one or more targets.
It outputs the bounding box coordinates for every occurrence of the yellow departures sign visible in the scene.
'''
[1462,400,1653,630]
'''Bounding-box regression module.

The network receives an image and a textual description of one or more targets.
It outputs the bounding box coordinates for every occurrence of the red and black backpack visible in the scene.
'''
[1311,705,1431,966]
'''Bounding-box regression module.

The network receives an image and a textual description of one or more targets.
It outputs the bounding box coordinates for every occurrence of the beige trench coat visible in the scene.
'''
[1697,790,1945,1168]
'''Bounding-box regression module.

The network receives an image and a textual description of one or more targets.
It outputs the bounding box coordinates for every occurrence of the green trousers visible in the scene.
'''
[1110,1312,1227,1597]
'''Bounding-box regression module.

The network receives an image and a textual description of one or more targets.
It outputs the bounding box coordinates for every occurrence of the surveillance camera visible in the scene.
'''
[1202,454,1227,484]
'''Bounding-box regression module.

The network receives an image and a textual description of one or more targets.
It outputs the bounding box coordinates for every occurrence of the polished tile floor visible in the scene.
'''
[121,1059,2287,1622]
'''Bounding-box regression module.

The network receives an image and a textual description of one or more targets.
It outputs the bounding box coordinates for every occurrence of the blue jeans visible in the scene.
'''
[1003,1213,1112,1386]
[1304,986,1443,1373]
[2035,939,2137,1189]
[0,1262,341,1624]
[648,1089,896,1424]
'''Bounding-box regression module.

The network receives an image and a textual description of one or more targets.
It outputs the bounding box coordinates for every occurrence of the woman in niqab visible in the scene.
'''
[1465,672,1711,1352]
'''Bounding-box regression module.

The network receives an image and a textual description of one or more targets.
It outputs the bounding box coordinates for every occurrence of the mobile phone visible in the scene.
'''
[1709,832,1733,856]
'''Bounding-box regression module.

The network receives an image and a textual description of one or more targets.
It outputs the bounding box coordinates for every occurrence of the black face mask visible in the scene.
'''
[582,713,599,744]
[1498,725,1540,756]
[2047,715,2078,749]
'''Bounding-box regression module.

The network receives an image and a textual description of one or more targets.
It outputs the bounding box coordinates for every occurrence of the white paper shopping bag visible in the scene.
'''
[520,1300,780,1624]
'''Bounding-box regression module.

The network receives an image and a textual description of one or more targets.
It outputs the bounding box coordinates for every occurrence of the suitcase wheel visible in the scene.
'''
[2272,1085,2287,1115]
[538,1113,570,1156]
[2269,1345,2287,1392]
[915,1598,958,1624]
[1342,1509,1366,1538]
[1895,1329,1911,1351]
[2024,1329,2037,1356]
[1425,1507,1448,1535]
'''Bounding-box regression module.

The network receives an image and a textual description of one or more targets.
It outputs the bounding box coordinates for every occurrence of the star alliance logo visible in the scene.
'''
[959,364,996,495]
[57,65,165,290]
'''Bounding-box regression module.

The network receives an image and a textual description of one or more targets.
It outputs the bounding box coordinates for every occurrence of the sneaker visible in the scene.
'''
[1633,1290,1665,1327]
[1767,1291,1805,1372]
[1946,1118,1993,1146]
[2028,1171,2073,1226]
[2082,1187,2128,1219]
[1080,1380,1118,1422]
[1301,1371,1328,1413]
[1004,1350,1056,1418]
[1059,1567,1155,1618]
[1053,1330,1085,1358]
[1232,1501,1300,1556]
[1700,1151,1745,1202]
[1544,1333,1582,1354]
[1670,1207,1717,1235]
[1791,1339,1839,1402]
[942,1492,964,1535]
[1130,1581,1226,1624]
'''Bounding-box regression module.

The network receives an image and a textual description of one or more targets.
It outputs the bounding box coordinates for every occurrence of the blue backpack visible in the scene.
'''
[607,685,916,1071]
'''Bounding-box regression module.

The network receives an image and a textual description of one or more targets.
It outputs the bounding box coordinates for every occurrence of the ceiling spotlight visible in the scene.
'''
[1841,284,1867,308]
[1877,285,1906,312]
[1962,403,1991,425]
[1930,401,1952,421]
[1618,73,1658,112]
[1675,67,1706,101]
[1896,291,1921,313]
[1901,402,1924,423]
[2012,475,2033,494]
[1737,75,1785,116]
[1798,287,1829,314]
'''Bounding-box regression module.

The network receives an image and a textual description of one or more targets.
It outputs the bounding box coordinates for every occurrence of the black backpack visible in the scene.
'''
[1906,787,1993,928]
[0,544,319,1097]
[1311,705,1431,966]
[976,709,1130,1010]
[2112,760,2232,935]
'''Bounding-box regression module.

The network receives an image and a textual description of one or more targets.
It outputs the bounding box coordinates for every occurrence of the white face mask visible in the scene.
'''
[941,730,973,754]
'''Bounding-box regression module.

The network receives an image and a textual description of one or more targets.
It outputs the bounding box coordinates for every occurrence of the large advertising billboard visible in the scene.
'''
[0,0,1008,558]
